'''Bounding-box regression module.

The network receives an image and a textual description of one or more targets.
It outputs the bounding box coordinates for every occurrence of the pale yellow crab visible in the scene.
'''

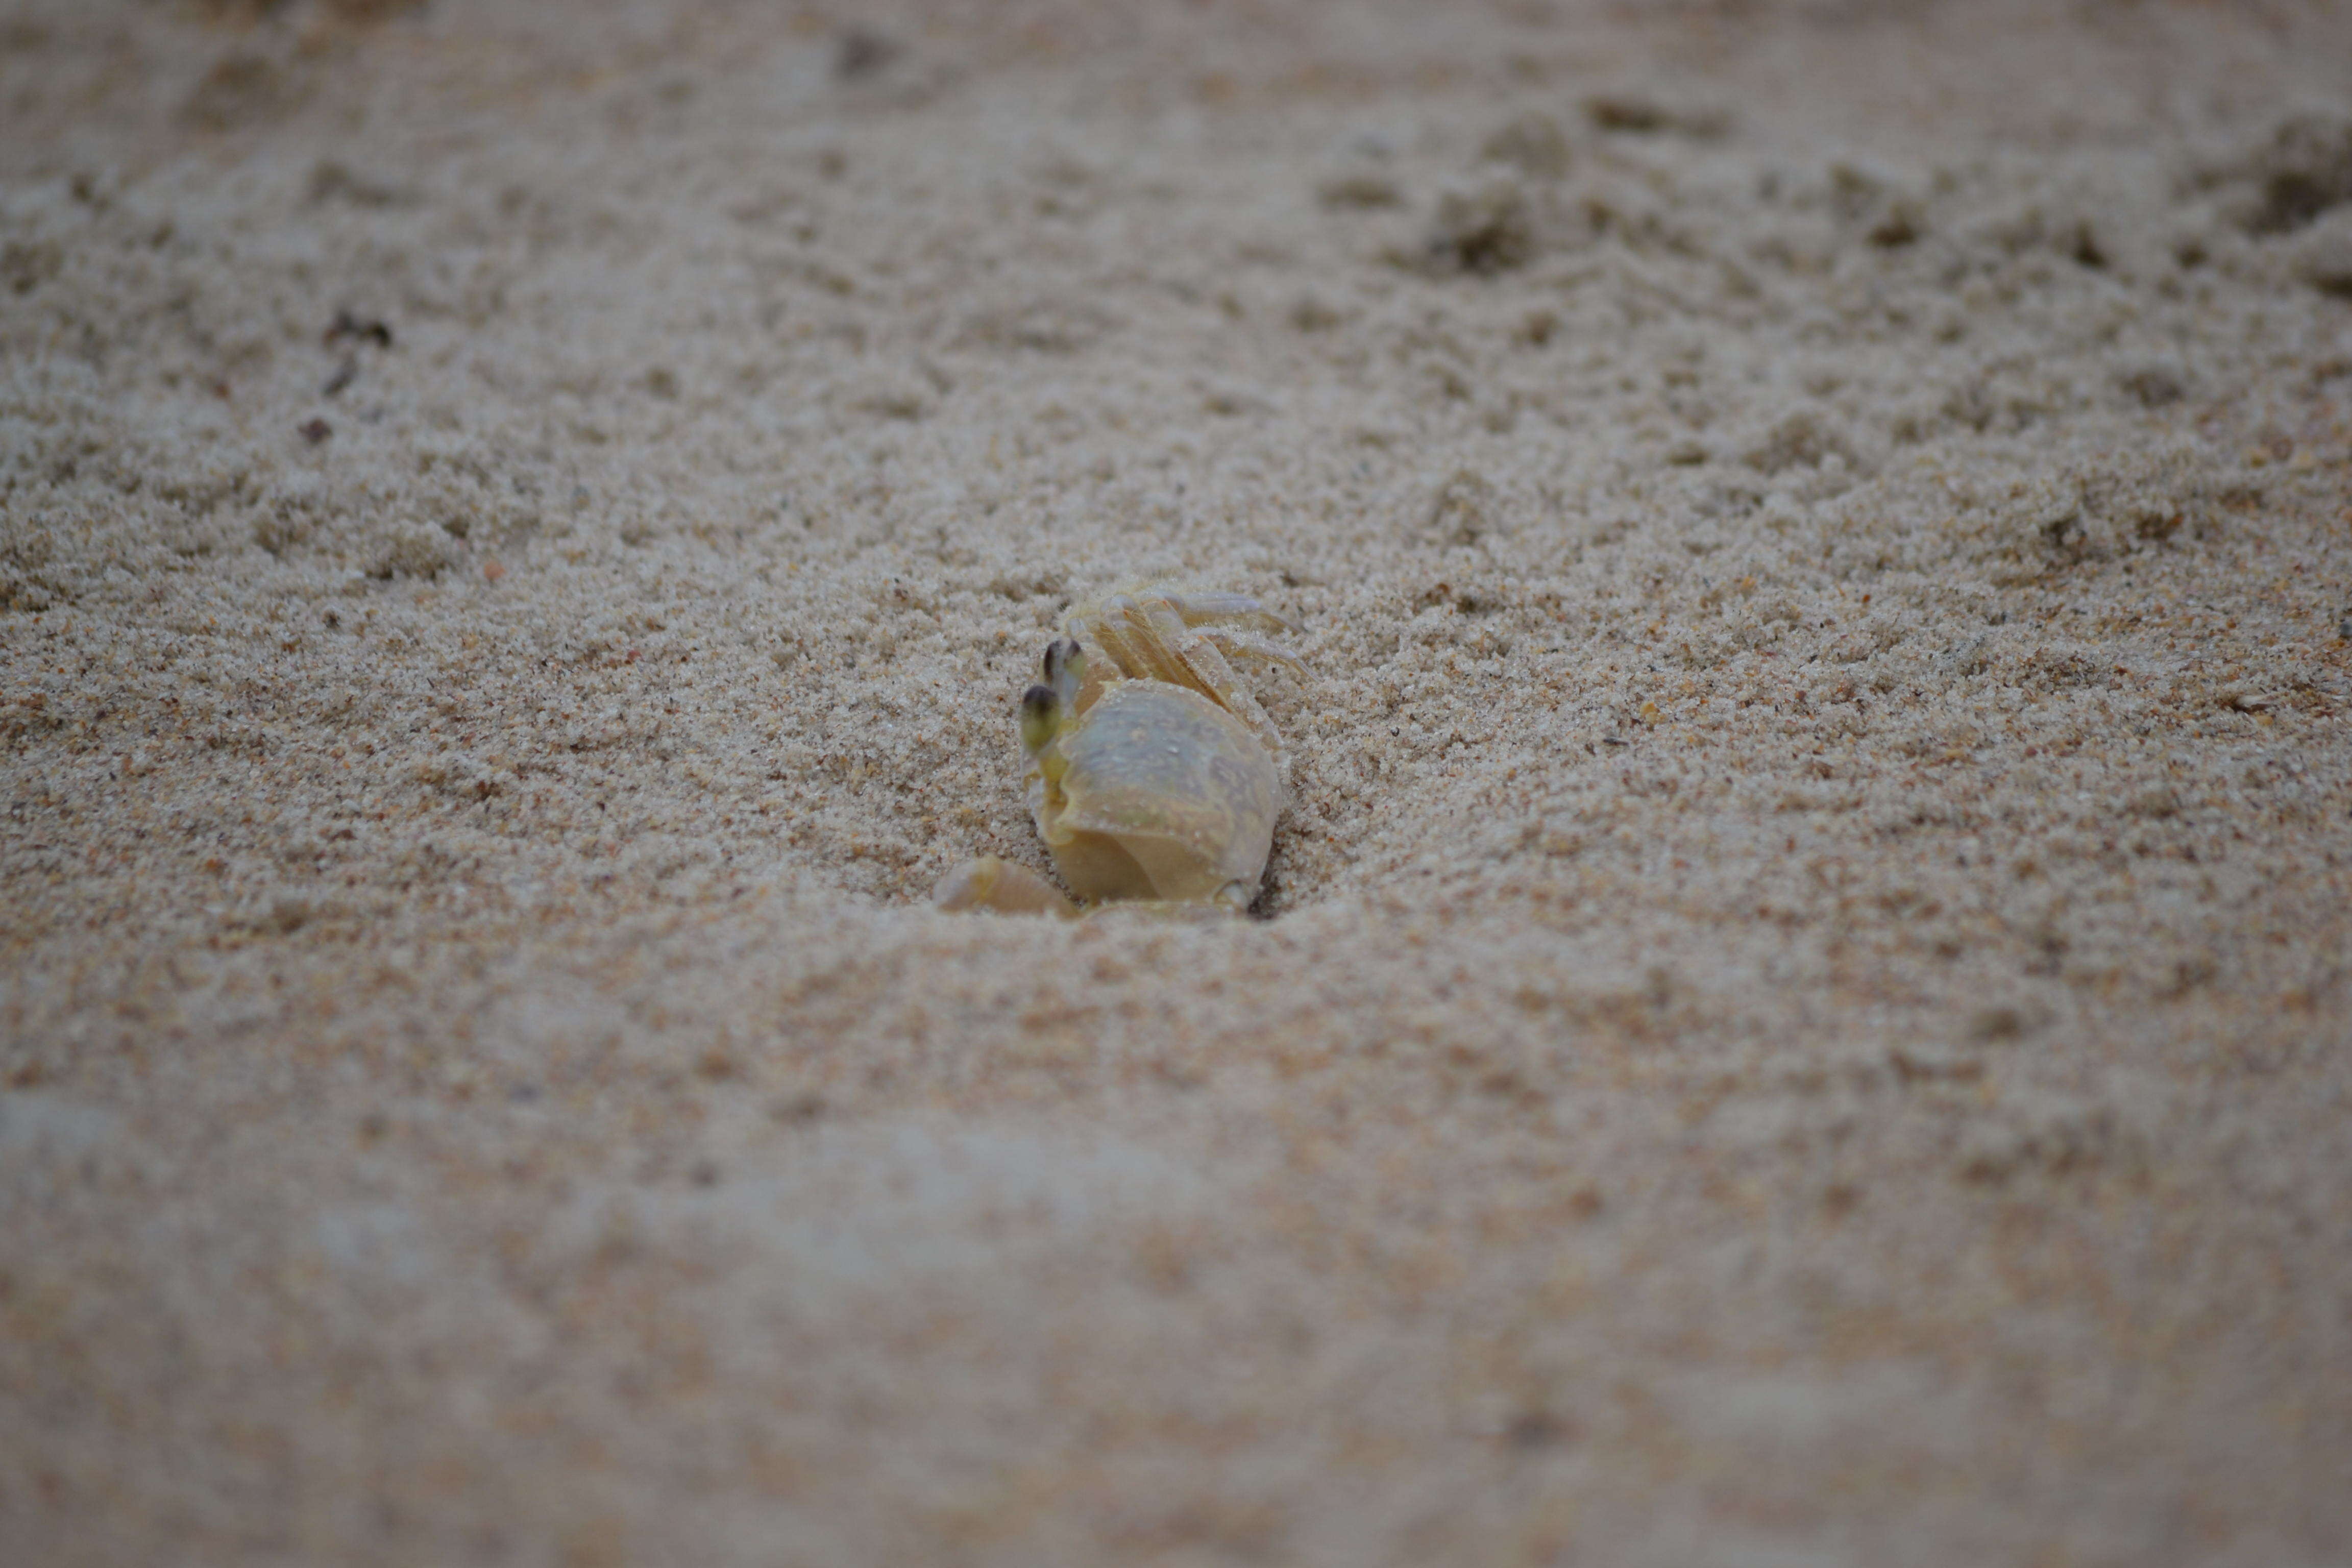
[933,586,1306,917]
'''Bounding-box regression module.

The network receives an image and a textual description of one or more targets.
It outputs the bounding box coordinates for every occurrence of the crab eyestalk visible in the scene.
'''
[1041,637,1087,710]
[1019,683,1060,760]
[1020,679,1073,803]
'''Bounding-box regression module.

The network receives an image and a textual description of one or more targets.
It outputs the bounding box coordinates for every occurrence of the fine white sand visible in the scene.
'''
[5,2,2351,1562]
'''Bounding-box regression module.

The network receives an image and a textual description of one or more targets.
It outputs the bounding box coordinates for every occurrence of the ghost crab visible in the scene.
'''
[934,585,1307,918]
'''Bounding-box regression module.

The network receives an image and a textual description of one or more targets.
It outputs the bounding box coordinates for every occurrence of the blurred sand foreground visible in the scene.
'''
[4,1,2351,1562]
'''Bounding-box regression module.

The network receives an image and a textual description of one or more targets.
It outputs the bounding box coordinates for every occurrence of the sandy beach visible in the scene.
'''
[4,1,2351,1562]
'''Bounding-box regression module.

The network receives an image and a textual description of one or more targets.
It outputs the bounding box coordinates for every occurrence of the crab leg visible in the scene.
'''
[1194,626,1308,676]
[1079,598,1162,685]
[933,855,1079,917]
[1160,589,1297,635]
[1143,590,1308,675]
[1133,597,1291,779]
